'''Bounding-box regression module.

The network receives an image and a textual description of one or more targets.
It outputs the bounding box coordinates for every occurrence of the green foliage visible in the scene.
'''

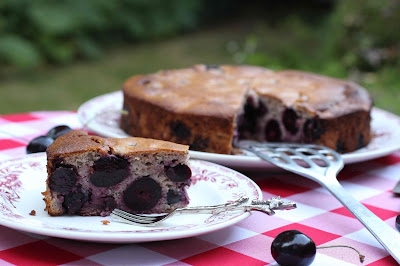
[328,0,400,71]
[237,0,400,76]
[0,35,40,67]
[232,15,349,78]
[0,0,201,67]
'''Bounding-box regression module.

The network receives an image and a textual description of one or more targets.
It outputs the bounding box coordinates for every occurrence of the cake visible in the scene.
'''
[121,64,373,154]
[43,130,192,216]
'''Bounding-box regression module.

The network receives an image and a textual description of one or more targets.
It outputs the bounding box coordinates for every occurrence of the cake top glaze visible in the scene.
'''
[122,64,372,119]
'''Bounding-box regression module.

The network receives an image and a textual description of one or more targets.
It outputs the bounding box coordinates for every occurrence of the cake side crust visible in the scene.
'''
[121,96,237,154]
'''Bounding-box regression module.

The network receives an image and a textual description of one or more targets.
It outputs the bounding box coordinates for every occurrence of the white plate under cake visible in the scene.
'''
[0,154,261,243]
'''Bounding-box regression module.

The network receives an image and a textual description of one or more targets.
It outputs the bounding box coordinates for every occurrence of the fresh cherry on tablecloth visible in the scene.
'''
[26,125,72,154]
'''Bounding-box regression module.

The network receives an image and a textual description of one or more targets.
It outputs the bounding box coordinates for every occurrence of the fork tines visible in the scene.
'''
[111,209,166,225]
[237,141,342,167]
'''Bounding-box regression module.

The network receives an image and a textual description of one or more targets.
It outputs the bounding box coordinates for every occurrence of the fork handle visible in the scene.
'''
[175,196,249,214]
[176,204,275,215]
[325,178,400,264]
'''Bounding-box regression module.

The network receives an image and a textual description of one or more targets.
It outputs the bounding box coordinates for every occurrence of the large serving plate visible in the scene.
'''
[78,91,400,169]
[0,154,261,243]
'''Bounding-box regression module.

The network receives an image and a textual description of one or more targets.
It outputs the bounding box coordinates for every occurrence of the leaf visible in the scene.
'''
[28,3,78,35]
[76,37,101,60]
[0,35,41,67]
[38,36,75,64]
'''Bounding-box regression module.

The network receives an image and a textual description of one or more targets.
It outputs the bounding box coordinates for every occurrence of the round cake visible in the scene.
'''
[121,64,372,154]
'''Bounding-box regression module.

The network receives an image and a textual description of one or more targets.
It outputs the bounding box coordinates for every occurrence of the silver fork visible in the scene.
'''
[237,140,400,264]
[111,196,296,226]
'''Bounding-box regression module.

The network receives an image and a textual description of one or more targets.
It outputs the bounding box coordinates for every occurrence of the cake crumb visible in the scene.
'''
[101,220,110,225]
[29,210,36,216]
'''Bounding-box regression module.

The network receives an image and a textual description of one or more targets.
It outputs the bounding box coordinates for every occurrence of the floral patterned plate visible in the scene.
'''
[78,91,400,170]
[0,154,262,243]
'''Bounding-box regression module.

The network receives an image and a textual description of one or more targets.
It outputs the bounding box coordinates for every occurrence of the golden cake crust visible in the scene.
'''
[122,65,371,119]
[256,70,372,118]
[46,130,189,159]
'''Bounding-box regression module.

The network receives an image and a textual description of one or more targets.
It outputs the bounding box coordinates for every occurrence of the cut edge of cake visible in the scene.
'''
[43,130,192,216]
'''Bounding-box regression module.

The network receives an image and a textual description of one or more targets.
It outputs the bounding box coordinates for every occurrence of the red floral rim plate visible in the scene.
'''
[0,154,262,243]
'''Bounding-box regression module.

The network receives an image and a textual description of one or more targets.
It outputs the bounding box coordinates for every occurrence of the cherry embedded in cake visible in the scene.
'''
[42,130,192,216]
[121,65,373,154]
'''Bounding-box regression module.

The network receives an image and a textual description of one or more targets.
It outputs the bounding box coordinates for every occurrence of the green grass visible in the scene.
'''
[0,19,399,115]
[0,23,240,114]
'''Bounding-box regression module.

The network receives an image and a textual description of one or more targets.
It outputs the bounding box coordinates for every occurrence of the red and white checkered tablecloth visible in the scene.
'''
[0,111,399,265]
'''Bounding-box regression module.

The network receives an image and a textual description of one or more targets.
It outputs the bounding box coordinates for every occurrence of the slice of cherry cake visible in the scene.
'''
[42,130,192,216]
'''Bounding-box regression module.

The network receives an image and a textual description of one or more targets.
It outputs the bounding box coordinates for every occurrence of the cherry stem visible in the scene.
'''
[317,245,365,263]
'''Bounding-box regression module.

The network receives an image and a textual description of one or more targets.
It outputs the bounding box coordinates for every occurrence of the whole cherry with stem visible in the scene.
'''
[271,230,365,265]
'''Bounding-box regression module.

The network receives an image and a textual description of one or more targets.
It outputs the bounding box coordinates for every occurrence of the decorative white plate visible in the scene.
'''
[78,91,400,169]
[0,154,261,243]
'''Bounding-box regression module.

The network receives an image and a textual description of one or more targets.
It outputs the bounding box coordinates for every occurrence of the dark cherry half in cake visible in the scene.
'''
[121,65,372,154]
[43,130,191,216]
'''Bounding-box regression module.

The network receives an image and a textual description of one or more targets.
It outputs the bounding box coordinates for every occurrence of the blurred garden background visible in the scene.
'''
[0,0,399,115]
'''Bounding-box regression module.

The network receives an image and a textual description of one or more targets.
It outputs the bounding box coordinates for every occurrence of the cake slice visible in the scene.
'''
[42,130,192,216]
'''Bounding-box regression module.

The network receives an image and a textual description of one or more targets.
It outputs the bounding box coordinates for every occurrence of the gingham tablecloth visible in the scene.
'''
[0,111,399,266]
